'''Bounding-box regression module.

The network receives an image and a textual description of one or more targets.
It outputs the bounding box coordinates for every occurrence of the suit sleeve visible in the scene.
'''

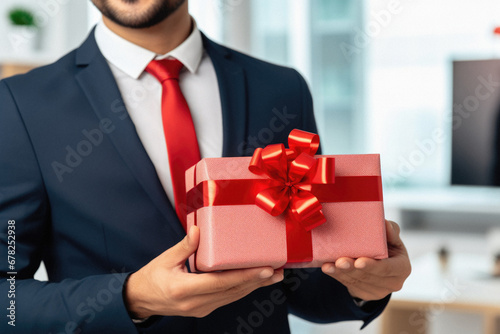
[284,269,389,328]
[285,71,390,327]
[0,81,138,334]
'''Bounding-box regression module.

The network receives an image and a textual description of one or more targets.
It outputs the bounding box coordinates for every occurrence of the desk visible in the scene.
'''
[381,253,500,334]
[384,187,500,215]
[0,63,37,78]
[0,53,57,78]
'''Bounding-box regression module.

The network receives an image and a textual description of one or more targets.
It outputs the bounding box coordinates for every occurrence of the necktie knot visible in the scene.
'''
[146,58,184,82]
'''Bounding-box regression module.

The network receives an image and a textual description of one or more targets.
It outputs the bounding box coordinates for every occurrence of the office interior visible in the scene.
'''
[1,0,500,333]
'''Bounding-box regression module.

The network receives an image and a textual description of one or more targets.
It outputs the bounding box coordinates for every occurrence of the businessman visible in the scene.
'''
[0,0,411,333]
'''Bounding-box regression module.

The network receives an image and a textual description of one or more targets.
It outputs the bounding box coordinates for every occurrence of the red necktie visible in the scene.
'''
[146,59,201,230]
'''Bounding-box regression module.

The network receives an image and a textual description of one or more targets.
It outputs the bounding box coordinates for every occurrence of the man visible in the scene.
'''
[0,0,411,333]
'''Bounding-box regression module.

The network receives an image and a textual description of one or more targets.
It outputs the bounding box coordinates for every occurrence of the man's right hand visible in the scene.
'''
[124,226,284,319]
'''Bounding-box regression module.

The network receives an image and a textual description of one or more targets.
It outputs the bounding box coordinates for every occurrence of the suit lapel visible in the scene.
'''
[70,32,247,239]
[74,32,185,239]
[202,34,248,157]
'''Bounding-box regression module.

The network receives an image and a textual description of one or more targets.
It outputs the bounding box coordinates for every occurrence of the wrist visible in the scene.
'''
[124,271,154,319]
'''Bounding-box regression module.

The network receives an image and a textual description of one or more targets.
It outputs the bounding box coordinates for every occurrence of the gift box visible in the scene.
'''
[186,130,387,272]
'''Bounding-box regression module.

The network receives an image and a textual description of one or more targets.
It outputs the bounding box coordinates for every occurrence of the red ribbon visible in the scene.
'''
[248,129,330,262]
[186,129,383,264]
[248,129,331,231]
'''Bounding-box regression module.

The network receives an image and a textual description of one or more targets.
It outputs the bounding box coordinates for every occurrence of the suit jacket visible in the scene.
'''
[0,31,389,333]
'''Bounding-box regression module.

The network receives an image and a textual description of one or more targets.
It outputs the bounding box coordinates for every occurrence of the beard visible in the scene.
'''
[91,0,186,28]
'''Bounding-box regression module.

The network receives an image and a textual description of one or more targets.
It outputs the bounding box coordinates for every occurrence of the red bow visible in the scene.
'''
[249,129,334,232]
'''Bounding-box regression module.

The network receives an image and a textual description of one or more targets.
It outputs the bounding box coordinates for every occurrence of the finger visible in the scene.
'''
[177,272,284,318]
[353,256,408,278]
[184,266,282,296]
[219,268,284,292]
[160,226,200,267]
[260,268,285,287]
[334,257,356,272]
[323,268,367,293]
[326,262,373,282]
[321,258,356,275]
[324,266,395,300]
[354,257,391,276]
[345,274,399,300]
[386,220,404,248]
[220,268,284,297]
[324,257,403,286]
[349,258,410,292]
[335,266,405,290]
[322,263,335,275]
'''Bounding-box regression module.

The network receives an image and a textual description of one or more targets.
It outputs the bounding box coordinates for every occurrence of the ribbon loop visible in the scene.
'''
[260,144,288,182]
[249,144,288,183]
[288,129,320,156]
[289,191,326,230]
[288,152,318,184]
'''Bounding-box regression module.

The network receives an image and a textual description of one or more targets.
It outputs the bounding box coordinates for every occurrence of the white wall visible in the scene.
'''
[365,0,500,188]
[0,0,89,64]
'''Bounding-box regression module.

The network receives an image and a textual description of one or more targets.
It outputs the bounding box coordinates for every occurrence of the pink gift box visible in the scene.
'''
[186,154,388,272]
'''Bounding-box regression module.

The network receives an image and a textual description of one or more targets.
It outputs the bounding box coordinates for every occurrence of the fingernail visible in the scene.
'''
[338,262,350,270]
[259,269,273,279]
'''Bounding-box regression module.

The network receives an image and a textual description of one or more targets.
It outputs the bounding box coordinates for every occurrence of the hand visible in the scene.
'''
[124,226,284,319]
[321,220,411,301]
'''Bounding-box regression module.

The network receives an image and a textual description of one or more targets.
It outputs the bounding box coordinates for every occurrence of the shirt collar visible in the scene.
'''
[95,18,203,79]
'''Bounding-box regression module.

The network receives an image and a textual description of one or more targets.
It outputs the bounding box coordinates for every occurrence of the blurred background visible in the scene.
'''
[1,0,500,333]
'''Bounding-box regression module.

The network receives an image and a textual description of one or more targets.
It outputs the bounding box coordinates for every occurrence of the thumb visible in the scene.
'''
[161,226,200,266]
[385,219,402,246]
[385,220,409,258]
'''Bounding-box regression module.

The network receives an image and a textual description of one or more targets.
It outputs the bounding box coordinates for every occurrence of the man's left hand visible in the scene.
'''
[321,220,411,301]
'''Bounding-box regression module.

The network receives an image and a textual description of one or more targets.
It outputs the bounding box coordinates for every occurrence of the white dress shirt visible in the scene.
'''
[95,20,223,206]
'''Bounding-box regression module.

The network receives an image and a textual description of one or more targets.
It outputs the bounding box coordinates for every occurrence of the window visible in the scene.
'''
[192,0,500,189]
[248,0,365,154]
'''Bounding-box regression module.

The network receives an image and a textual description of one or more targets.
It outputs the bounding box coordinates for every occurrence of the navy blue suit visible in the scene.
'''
[0,31,389,333]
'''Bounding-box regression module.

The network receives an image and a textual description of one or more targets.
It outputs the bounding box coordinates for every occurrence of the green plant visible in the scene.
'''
[8,8,36,27]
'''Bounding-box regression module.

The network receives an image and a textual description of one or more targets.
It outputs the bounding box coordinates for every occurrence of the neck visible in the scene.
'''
[102,2,191,55]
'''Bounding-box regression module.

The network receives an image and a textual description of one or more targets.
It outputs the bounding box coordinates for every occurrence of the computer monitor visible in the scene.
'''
[451,59,500,186]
